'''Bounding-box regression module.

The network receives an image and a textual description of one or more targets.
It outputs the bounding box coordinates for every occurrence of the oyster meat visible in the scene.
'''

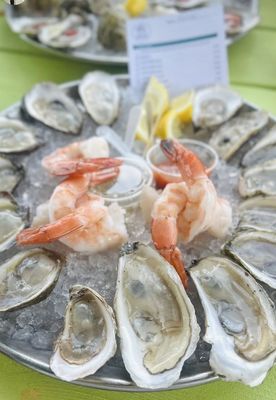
[224,230,276,288]
[0,116,38,153]
[50,285,117,381]
[0,156,23,193]
[97,6,126,51]
[242,125,276,168]
[209,110,269,160]
[23,82,83,134]
[114,242,200,389]
[79,72,120,126]
[0,249,63,311]
[191,256,276,386]
[0,193,25,252]
[193,86,242,128]
[38,14,92,49]
[239,160,276,197]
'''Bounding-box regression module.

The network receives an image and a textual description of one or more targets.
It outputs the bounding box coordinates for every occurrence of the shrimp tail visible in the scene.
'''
[17,213,85,245]
[46,158,122,176]
[90,167,120,186]
[159,247,188,288]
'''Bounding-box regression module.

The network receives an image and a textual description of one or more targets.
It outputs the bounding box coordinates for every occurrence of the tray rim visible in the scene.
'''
[0,76,273,393]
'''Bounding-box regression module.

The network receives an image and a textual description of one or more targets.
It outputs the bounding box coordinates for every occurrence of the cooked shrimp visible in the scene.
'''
[151,139,232,286]
[42,137,109,175]
[17,160,128,253]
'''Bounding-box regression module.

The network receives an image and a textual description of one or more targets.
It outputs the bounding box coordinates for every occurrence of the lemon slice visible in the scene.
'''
[124,0,148,17]
[135,77,169,144]
[155,90,194,139]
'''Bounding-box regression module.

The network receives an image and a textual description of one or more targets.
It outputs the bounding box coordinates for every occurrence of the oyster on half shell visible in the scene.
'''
[224,230,276,288]
[0,192,25,252]
[23,83,83,134]
[193,86,242,128]
[0,117,38,153]
[238,195,276,233]
[242,125,276,168]
[0,156,23,193]
[191,256,276,386]
[0,249,63,311]
[114,242,200,389]
[239,160,276,197]
[209,110,269,160]
[50,285,117,382]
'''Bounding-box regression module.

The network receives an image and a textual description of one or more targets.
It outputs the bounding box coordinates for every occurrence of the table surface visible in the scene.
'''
[1,1,276,399]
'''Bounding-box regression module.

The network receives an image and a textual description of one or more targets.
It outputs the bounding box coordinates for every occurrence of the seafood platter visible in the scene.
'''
[6,0,260,65]
[1,71,276,391]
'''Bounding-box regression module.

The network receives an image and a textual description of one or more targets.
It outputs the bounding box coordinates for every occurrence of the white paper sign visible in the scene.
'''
[127,4,228,98]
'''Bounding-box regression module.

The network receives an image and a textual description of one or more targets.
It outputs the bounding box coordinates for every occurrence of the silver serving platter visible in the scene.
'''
[5,1,260,66]
[0,76,275,392]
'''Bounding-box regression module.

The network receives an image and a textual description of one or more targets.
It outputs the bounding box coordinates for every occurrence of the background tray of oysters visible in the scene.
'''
[0,75,276,391]
[5,0,260,66]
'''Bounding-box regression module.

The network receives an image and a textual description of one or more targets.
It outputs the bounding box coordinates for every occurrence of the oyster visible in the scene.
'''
[239,160,276,197]
[0,249,63,311]
[88,0,111,15]
[79,72,120,126]
[50,285,117,381]
[238,195,276,233]
[0,117,38,153]
[0,156,23,193]
[23,83,83,134]
[38,14,92,49]
[114,242,200,389]
[0,192,25,252]
[239,195,276,212]
[191,256,276,386]
[9,16,58,36]
[242,125,276,168]
[224,230,276,288]
[209,110,269,160]
[97,6,126,51]
[193,86,242,128]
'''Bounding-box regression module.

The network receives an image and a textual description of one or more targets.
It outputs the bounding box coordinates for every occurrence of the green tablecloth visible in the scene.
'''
[0,1,276,399]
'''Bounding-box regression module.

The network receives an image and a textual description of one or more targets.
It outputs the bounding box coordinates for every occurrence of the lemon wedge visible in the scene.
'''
[155,90,194,139]
[135,76,169,144]
[124,0,148,17]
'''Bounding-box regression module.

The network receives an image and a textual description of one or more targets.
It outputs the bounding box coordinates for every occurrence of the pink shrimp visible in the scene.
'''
[151,139,232,287]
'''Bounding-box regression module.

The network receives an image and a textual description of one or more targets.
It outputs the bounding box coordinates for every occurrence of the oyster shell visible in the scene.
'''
[79,72,120,126]
[50,285,117,381]
[0,117,38,153]
[114,242,200,389]
[242,125,276,168]
[38,14,92,49]
[238,196,276,233]
[193,86,242,128]
[0,156,23,193]
[97,6,126,51]
[0,192,25,252]
[239,195,276,212]
[224,230,276,288]
[88,0,111,15]
[239,160,276,197]
[23,82,83,134]
[0,249,63,311]
[191,256,276,386]
[209,110,269,160]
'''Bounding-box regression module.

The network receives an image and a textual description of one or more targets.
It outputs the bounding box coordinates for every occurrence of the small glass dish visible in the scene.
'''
[146,139,218,188]
[92,157,153,208]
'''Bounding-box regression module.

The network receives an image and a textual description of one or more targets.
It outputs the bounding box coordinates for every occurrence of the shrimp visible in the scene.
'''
[42,136,109,175]
[151,139,232,287]
[17,159,128,253]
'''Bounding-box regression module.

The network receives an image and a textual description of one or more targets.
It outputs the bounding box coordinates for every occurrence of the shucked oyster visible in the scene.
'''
[97,6,126,51]
[23,83,83,134]
[0,156,23,193]
[50,285,117,381]
[79,72,120,126]
[0,117,38,153]
[193,86,242,128]
[239,160,276,197]
[0,192,25,252]
[0,249,63,311]
[38,14,92,49]
[209,110,269,160]
[191,256,276,386]
[238,196,276,233]
[224,230,276,288]
[115,243,200,389]
[242,125,276,168]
